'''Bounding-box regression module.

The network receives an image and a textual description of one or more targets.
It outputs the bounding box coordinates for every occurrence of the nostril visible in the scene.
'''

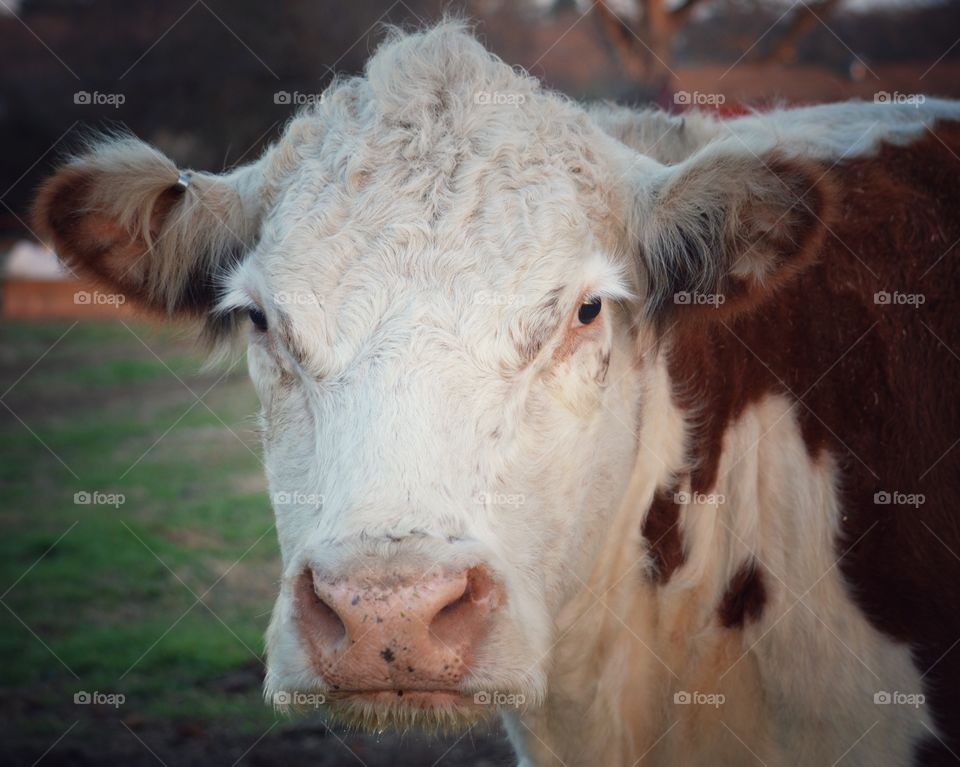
[429,566,497,649]
[464,566,495,603]
[435,581,470,619]
[295,569,347,649]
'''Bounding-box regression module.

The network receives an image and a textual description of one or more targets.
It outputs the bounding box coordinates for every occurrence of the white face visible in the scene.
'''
[216,90,646,723]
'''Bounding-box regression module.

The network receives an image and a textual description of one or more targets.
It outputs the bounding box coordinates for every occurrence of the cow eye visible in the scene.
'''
[248,307,268,332]
[577,297,602,325]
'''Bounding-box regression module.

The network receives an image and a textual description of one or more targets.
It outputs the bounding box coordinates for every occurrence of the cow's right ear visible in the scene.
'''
[624,143,832,327]
[32,137,267,320]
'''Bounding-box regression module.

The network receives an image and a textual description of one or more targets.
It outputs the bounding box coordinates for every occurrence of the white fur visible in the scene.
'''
[590,97,960,164]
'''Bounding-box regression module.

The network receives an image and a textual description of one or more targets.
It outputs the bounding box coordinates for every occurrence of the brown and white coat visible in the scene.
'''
[33,23,960,766]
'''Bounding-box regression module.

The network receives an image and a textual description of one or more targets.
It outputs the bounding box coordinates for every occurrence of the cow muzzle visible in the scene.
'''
[294,562,503,699]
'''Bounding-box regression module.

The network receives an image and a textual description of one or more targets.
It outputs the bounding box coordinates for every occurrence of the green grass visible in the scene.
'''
[32,354,202,388]
[0,319,281,738]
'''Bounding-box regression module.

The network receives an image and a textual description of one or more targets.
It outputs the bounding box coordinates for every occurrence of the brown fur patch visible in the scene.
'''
[641,487,685,583]
[660,122,960,752]
[718,561,766,629]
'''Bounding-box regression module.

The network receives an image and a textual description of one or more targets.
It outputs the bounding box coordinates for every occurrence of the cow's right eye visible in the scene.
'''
[248,307,268,332]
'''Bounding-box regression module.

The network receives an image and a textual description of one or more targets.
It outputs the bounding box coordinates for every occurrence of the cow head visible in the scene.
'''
[34,23,828,733]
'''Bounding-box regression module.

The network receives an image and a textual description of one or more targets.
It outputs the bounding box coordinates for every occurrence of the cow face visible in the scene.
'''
[34,23,828,732]
[227,115,648,721]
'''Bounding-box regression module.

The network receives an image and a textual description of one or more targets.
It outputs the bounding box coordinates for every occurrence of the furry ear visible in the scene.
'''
[631,147,833,325]
[32,137,267,322]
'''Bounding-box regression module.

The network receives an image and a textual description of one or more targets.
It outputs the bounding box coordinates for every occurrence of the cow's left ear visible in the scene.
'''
[630,147,833,324]
[32,137,269,325]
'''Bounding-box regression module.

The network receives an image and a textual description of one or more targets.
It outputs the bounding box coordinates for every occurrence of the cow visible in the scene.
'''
[33,21,960,767]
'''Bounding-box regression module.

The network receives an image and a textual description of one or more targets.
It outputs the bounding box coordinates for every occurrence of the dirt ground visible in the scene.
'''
[3,662,515,767]
[6,728,514,767]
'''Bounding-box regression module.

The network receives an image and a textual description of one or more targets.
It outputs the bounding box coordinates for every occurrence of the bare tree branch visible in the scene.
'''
[592,0,712,82]
[592,0,651,79]
[761,0,843,64]
[670,0,711,27]
[591,0,843,84]
[593,0,683,80]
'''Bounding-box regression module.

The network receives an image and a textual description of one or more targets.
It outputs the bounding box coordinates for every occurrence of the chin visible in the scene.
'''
[313,690,494,734]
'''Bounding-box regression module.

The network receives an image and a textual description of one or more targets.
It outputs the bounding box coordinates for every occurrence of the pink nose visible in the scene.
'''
[294,565,501,691]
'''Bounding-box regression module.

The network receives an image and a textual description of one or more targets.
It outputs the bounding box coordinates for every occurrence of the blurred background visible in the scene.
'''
[1,0,958,765]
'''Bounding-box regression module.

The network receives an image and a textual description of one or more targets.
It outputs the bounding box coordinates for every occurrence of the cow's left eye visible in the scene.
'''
[577,297,602,325]
[248,307,268,332]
